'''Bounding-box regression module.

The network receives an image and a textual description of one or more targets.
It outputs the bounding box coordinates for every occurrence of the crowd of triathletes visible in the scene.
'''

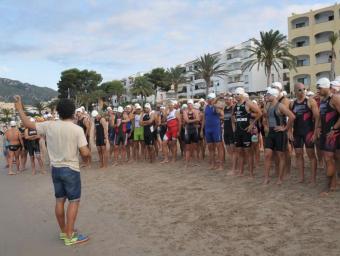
[2,77,340,195]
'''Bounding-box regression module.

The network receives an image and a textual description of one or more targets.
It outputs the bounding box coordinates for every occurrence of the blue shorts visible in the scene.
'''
[52,166,81,202]
[205,129,222,143]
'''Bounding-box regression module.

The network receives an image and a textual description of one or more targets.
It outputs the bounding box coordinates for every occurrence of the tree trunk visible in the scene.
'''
[330,46,336,80]
[266,65,272,87]
[205,77,210,98]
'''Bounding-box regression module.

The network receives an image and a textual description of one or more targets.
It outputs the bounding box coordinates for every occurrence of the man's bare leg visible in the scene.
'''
[321,152,336,196]
[160,141,169,163]
[263,149,273,185]
[65,201,80,238]
[217,142,224,171]
[30,156,36,175]
[295,148,304,183]
[207,143,215,170]
[8,151,16,175]
[306,148,317,185]
[276,151,285,185]
[55,198,66,233]
[245,148,254,177]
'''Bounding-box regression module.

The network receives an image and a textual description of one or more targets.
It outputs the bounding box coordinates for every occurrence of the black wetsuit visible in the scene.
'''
[26,129,40,156]
[292,98,314,148]
[95,118,105,146]
[233,102,251,148]
[319,96,339,152]
[184,110,198,144]
[223,106,234,145]
[143,113,154,146]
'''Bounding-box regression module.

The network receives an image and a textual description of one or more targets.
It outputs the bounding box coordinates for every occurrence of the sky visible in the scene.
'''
[0,0,332,90]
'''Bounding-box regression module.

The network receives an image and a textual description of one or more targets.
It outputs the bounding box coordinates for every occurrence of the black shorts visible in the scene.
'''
[234,129,251,148]
[159,125,167,141]
[224,130,235,146]
[185,129,199,144]
[265,130,287,152]
[96,137,105,147]
[180,127,185,141]
[8,144,21,152]
[27,141,41,156]
[319,133,338,153]
[293,131,314,149]
[115,133,127,146]
[144,132,154,146]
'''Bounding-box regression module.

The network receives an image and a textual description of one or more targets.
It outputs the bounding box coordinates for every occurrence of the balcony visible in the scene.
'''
[226,57,242,65]
[315,51,332,64]
[316,71,331,80]
[292,36,310,48]
[315,31,333,44]
[314,10,334,24]
[291,16,309,29]
[296,55,310,67]
[228,69,242,76]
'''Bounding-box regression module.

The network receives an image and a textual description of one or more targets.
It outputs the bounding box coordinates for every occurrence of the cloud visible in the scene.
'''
[0,0,334,86]
[0,66,10,73]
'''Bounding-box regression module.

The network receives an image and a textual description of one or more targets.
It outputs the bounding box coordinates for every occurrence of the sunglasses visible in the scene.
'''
[296,88,305,92]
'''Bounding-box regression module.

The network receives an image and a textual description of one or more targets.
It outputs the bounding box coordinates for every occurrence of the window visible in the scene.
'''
[329,15,334,21]
[189,66,193,71]
[244,75,249,84]
[296,22,306,28]
[227,54,232,60]
[272,74,275,82]
[296,41,305,47]
[217,82,220,87]
[297,77,306,84]
[297,59,305,67]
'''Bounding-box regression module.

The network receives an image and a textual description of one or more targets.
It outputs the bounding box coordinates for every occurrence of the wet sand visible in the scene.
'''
[1,152,340,256]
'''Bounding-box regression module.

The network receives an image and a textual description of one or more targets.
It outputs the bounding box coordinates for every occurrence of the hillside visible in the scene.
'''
[0,78,58,105]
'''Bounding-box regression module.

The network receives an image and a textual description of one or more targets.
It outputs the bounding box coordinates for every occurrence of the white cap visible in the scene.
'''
[117,106,124,113]
[43,114,48,119]
[193,103,200,110]
[316,77,331,89]
[76,108,82,113]
[282,91,288,96]
[199,98,205,103]
[306,91,315,97]
[181,104,188,110]
[330,80,340,87]
[234,87,245,95]
[113,107,118,112]
[47,113,52,118]
[126,105,132,109]
[271,82,283,90]
[29,117,35,122]
[160,105,166,110]
[244,93,249,99]
[172,100,178,105]
[107,107,112,111]
[10,121,16,127]
[207,92,216,99]
[135,104,142,110]
[266,87,280,97]
[91,110,99,117]
[187,99,194,104]
[252,100,257,104]
[144,103,151,109]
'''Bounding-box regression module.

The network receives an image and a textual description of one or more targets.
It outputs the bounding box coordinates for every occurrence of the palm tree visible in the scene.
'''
[193,53,229,97]
[46,99,59,114]
[33,102,45,115]
[1,108,12,122]
[329,32,338,81]
[242,30,296,86]
[130,76,154,106]
[167,66,188,97]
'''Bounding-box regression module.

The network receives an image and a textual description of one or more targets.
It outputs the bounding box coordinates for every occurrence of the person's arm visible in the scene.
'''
[327,95,340,139]
[84,118,91,138]
[13,95,36,130]
[276,103,295,131]
[308,98,320,141]
[122,113,130,123]
[183,110,189,123]
[18,130,23,146]
[245,100,262,132]
[100,117,108,142]
[176,111,182,135]
[201,111,205,137]
[144,113,155,125]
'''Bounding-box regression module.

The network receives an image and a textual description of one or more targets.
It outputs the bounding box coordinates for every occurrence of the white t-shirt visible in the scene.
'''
[36,120,87,172]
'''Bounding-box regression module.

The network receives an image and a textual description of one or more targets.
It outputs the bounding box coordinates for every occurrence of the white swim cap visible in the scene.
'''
[316,77,331,89]
[207,93,216,99]
[91,110,99,117]
[144,103,151,109]
[10,121,16,127]
[193,103,200,110]
[181,104,188,110]
[271,82,283,90]
[234,87,245,96]
[266,87,280,97]
[187,99,194,104]
[117,106,124,113]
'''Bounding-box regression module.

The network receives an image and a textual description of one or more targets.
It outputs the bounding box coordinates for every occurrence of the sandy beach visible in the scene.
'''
[1,151,340,256]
